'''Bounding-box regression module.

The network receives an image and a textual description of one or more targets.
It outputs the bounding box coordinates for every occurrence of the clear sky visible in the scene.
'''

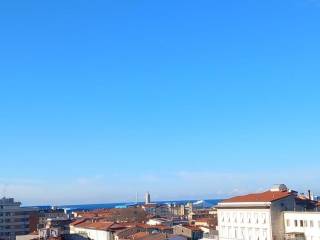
[1,0,320,205]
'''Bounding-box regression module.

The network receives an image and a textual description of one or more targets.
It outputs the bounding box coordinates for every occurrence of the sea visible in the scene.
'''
[35,199,222,212]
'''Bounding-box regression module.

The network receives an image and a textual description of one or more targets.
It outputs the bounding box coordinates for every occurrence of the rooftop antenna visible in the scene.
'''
[136,192,138,204]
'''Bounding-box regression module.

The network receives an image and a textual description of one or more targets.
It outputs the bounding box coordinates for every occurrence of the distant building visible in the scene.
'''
[142,204,171,218]
[38,218,72,239]
[198,227,218,240]
[145,193,151,205]
[73,208,148,223]
[191,218,217,229]
[168,204,187,217]
[189,210,212,221]
[146,218,173,226]
[128,233,187,240]
[173,225,203,240]
[135,223,173,234]
[0,198,38,240]
[37,208,69,229]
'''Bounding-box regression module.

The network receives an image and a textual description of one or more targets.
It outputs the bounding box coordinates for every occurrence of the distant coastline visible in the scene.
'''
[31,199,222,211]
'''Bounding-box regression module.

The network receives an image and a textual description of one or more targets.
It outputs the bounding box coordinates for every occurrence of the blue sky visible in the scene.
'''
[1,0,320,205]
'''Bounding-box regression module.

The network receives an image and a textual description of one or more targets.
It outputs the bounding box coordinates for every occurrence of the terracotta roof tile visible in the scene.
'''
[74,221,126,231]
[70,219,88,226]
[130,232,150,240]
[222,191,293,203]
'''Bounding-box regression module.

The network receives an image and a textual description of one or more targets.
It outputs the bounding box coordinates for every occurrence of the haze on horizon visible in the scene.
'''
[1,0,320,206]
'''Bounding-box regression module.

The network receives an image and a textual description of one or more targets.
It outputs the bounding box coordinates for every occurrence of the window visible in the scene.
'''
[286,219,290,227]
[263,214,267,224]
[294,220,298,227]
[254,214,258,224]
[262,229,267,240]
[303,220,308,227]
[300,220,304,227]
[255,228,260,240]
[248,228,253,240]
[310,220,314,228]
[234,213,237,223]
[247,213,252,224]
[228,227,232,238]
[241,228,245,239]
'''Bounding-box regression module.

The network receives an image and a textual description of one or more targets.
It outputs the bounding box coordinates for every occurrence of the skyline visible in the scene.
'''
[1,0,320,205]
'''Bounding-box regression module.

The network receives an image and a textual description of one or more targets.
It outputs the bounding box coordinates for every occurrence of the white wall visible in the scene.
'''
[71,227,114,240]
[217,208,272,240]
[284,212,320,240]
[146,219,171,226]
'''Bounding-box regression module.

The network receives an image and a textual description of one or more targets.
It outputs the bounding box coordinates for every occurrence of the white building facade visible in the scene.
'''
[71,226,114,240]
[217,185,297,240]
[69,221,126,240]
[218,204,272,240]
[284,211,320,240]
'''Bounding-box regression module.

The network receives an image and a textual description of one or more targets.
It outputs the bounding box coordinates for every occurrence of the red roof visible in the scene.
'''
[222,191,293,203]
[70,219,88,226]
[74,221,125,231]
[130,232,150,240]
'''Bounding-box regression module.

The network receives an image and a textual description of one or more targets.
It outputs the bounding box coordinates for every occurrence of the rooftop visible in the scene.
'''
[221,190,293,203]
[71,220,126,231]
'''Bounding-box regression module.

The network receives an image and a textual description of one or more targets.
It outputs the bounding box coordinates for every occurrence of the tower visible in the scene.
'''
[145,192,151,204]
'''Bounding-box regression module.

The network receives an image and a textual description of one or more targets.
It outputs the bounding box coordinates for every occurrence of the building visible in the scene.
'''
[168,204,187,217]
[114,226,140,240]
[142,204,171,218]
[284,211,320,240]
[38,218,72,239]
[16,234,39,240]
[191,218,217,229]
[37,208,69,229]
[146,218,173,226]
[135,223,173,234]
[189,210,213,221]
[198,227,218,240]
[128,233,187,240]
[145,193,151,205]
[173,225,203,240]
[73,208,148,223]
[70,220,126,240]
[0,198,37,240]
[216,184,298,240]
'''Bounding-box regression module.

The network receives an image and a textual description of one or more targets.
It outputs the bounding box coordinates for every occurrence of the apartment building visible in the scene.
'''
[0,198,36,240]
[216,184,298,240]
